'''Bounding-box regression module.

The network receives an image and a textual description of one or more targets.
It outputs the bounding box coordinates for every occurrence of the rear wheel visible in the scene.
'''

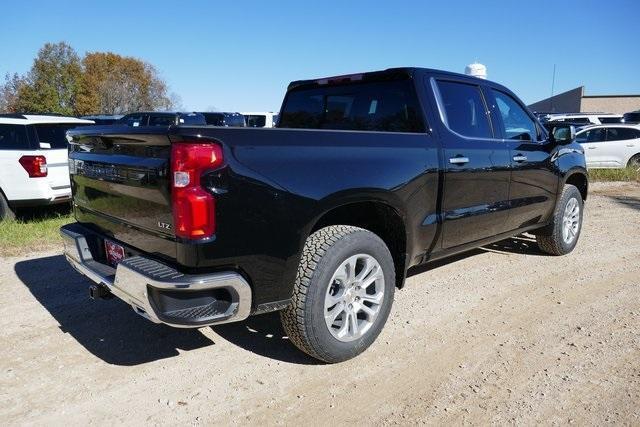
[0,191,15,221]
[627,154,640,172]
[280,225,395,363]
[536,184,583,255]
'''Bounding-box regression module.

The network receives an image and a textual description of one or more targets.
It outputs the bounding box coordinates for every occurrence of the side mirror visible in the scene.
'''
[551,125,576,145]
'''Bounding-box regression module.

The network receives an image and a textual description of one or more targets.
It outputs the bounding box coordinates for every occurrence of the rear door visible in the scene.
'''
[604,127,640,167]
[431,78,511,248]
[487,88,558,230]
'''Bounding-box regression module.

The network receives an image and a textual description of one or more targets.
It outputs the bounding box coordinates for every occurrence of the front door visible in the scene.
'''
[432,78,511,249]
[576,127,606,167]
[487,89,559,230]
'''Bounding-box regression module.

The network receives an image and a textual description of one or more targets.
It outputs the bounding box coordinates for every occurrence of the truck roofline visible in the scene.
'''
[286,67,507,92]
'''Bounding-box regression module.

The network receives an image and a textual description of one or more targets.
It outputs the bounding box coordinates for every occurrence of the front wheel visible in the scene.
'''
[536,184,583,255]
[280,225,395,363]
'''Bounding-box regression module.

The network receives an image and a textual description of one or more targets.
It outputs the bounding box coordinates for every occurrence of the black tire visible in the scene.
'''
[0,190,15,221]
[280,225,395,363]
[627,154,640,172]
[536,184,583,255]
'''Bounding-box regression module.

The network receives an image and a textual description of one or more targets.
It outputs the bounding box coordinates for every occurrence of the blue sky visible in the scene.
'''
[1,0,638,112]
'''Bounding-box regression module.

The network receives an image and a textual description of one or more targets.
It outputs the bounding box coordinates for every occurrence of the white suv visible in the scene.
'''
[575,124,640,170]
[0,114,94,219]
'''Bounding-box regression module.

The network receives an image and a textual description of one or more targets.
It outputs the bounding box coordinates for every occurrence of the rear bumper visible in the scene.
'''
[60,223,252,328]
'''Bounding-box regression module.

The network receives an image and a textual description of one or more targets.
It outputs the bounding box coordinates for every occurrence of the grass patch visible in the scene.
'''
[589,167,640,183]
[0,206,73,257]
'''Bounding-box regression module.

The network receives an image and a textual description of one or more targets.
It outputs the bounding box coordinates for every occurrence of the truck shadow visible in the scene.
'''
[14,255,215,366]
[15,236,540,367]
[609,195,640,211]
[14,255,317,366]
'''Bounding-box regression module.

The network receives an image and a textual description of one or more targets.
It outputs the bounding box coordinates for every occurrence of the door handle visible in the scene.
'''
[513,155,527,162]
[449,156,469,165]
[626,144,635,147]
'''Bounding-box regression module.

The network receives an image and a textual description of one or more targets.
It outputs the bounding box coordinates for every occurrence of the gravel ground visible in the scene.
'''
[1,182,639,425]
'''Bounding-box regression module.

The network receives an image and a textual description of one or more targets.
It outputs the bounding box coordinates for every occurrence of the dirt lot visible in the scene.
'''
[1,182,639,425]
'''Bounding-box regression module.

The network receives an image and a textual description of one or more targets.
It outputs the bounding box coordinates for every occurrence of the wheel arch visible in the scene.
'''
[307,199,409,289]
[563,169,589,201]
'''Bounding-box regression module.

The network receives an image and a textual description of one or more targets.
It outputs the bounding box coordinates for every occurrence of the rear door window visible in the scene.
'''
[34,123,87,149]
[280,79,425,133]
[491,89,538,141]
[606,127,639,141]
[0,124,31,150]
[436,80,492,138]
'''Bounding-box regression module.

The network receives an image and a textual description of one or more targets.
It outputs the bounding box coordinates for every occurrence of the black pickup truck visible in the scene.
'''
[61,68,588,363]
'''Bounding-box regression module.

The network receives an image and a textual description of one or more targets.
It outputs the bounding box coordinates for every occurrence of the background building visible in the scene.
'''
[528,86,640,114]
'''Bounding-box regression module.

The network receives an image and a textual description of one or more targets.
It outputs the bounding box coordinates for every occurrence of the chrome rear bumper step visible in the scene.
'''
[60,224,252,328]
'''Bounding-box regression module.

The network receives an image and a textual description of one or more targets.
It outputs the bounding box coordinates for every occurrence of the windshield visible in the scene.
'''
[34,123,88,149]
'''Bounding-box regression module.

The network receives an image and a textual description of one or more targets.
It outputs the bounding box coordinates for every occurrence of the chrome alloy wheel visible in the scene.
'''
[562,197,580,244]
[324,254,385,342]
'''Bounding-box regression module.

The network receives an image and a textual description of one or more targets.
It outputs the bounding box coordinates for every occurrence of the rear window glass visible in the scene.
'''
[149,115,175,126]
[223,114,246,127]
[121,114,145,126]
[246,115,266,127]
[202,113,224,126]
[599,117,623,124]
[0,124,30,150]
[279,80,425,133]
[436,80,492,138]
[179,113,206,125]
[34,123,87,149]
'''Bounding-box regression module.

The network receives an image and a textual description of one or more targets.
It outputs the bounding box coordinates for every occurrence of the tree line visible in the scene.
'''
[0,42,179,116]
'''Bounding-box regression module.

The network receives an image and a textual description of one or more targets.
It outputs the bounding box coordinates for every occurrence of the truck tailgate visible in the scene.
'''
[67,126,176,259]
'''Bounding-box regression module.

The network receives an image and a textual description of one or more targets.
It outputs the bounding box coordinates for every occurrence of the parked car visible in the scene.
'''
[80,114,124,125]
[199,112,246,127]
[0,114,94,219]
[623,110,640,124]
[575,124,640,170]
[119,112,206,126]
[540,112,623,125]
[242,112,279,128]
[61,67,588,363]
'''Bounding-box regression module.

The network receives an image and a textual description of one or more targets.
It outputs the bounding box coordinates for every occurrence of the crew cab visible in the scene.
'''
[0,114,94,219]
[61,68,588,363]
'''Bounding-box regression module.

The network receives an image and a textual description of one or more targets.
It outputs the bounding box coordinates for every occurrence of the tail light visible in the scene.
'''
[171,142,223,239]
[19,155,48,177]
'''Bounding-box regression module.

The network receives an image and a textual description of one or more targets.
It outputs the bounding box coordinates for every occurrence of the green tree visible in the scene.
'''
[15,42,82,115]
[76,52,173,115]
[0,73,26,113]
